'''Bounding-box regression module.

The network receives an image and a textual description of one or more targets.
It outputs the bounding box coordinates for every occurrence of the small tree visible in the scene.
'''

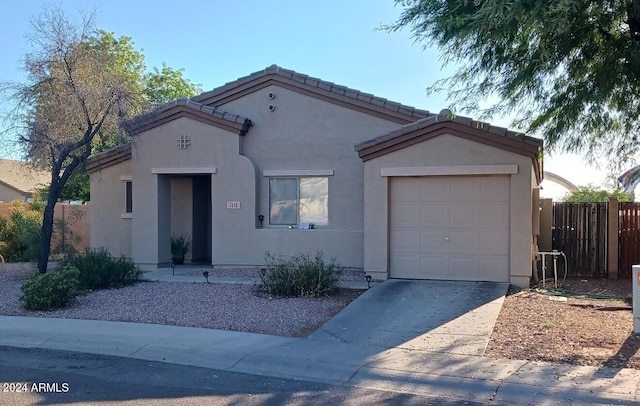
[1,9,145,273]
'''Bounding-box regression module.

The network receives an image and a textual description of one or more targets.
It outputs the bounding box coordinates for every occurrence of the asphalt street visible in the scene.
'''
[0,346,493,406]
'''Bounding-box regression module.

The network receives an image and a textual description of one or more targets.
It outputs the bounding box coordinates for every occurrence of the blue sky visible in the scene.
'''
[0,0,607,198]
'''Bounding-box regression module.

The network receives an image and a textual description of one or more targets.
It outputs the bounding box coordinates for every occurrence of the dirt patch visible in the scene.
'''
[485,278,640,369]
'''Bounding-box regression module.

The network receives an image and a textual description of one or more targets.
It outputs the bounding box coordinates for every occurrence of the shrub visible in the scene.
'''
[20,265,80,311]
[61,248,141,290]
[0,201,41,262]
[170,233,191,264]
[260,251,343,297]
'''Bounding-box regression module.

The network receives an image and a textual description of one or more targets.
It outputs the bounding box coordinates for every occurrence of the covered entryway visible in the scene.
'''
[389,175,510,282]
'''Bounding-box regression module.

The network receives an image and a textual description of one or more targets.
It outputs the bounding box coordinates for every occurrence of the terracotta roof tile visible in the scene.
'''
[192,65,433,122]
[355,111,542,159]
[124,98,252,136]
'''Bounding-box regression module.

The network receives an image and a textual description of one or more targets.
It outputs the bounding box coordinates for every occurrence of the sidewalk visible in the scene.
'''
[1,314,638,404]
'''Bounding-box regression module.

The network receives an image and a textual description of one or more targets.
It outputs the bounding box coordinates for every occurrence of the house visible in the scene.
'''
[0,159,50,202]
[87,65,542,287]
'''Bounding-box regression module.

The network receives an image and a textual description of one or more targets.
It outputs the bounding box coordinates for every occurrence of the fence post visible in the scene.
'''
[608,196,619,279]
[538,198,553,252]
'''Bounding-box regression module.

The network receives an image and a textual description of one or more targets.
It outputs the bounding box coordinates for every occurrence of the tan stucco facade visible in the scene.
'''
[89,159,132,258]
[360,134,537,287]
[87,66,542,286]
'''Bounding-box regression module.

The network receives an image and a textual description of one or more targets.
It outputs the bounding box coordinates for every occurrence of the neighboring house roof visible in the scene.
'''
[124,98,252,137]
[192,64,434,124]
[86,143,132,173]
[355,110,544,183]
[0,158,50,197]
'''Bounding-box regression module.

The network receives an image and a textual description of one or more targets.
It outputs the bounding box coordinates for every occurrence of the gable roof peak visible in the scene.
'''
[192,65,434,124]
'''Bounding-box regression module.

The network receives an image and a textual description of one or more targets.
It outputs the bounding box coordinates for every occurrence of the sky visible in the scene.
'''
[0,0,619,199]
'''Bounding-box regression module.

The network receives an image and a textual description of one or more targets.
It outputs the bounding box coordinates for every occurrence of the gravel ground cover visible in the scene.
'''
[0,263,362,337]
[3,262,638,370]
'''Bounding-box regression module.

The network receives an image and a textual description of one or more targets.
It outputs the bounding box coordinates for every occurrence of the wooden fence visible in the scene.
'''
[619,202,640,278]
[0,202,89,257]
[551,202,608,278]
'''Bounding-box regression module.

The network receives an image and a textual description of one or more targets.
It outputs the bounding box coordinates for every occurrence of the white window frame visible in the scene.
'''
[120,175,133,219]
[264,170,332,227]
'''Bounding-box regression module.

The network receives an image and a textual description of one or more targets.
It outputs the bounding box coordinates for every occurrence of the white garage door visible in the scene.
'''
[389,175,510,282]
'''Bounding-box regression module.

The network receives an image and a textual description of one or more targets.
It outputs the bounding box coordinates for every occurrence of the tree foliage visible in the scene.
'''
[388,0,640,166]
[1,8,147,273]
[8,14,202,207]
[144,63,202,107]
[563,185,633,202]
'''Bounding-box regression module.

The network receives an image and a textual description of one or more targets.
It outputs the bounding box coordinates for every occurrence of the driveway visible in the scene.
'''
[309,279,508,356]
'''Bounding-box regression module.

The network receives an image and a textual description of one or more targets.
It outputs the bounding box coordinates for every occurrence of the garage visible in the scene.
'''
[389,175,510,282]
[356,112,543,287]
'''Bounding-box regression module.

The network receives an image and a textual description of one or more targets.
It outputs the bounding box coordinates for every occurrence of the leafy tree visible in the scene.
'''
[387,1,640,166]
[144,63,202,107]
[1,9,146,273]
[563,186,633,202]
[25,27,201,204]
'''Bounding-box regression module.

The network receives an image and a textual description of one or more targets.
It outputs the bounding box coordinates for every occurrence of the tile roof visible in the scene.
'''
[192,65,434,123]
[0,159,50,196]
[123,98,253,137]
[355,110,543,182]
[86,143,132,173]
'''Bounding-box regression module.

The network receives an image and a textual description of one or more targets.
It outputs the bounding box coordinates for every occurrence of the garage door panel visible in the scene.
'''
[448,231,477,254]
[420,256,447,278]
[390,229,420,252]
[478,231,509,255]
[390,255,419,278]
[479,203,510,228]
[389,176,510,282]
[450,177,479,201]
[393,203,421,225]
[448,257,478,280]
[420,204,449,227]
[480,176,510,201]
[449,203,479,228]
[477,256,510,282]
[419,177,450,201]
[421,231,447,250]
[390,179,421,201]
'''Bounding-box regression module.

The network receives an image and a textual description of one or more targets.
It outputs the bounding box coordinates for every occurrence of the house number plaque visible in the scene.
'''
[226,201,241,209]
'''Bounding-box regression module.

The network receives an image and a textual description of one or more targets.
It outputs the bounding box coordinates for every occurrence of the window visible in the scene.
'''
[125,181,133,213]
[269,177,328,226]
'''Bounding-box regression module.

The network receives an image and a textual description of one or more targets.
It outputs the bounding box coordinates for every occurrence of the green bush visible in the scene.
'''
[260,251,343,297]
[0,201,41,262]
[61,248,141,290]
[20,265,80,311]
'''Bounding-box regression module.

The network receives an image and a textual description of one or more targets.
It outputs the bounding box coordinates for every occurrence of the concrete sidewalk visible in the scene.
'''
[1,314,638,404]
[1,271,638,404]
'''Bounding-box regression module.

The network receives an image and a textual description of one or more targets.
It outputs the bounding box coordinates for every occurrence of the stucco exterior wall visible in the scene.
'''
[0,184,25,202]
[362,134,536,287]
[89,160,132,258]
[124,85,404,269]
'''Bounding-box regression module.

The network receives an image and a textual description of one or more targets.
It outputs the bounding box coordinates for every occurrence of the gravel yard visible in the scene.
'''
[0,263,362,337]
[3,262,638,370]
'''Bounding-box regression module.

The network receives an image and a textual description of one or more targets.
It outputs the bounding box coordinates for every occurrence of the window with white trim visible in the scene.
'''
[269,177,328,226]
[125,181,133,213]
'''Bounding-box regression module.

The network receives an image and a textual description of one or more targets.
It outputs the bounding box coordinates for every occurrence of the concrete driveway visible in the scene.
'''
[309,280,508,356]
